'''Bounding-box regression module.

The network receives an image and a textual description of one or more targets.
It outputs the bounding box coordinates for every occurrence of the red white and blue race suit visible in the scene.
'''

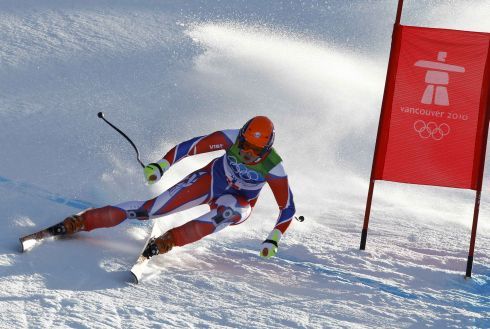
[83,129,295,248]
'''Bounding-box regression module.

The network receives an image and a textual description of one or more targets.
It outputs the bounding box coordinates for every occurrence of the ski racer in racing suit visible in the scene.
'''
[49,116,295,259]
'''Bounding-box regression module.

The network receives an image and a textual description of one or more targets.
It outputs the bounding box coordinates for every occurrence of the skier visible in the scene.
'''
[28,116,295,259]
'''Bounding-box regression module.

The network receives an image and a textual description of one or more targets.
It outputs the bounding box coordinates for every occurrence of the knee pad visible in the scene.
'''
[169,195,251,247]
[211,194,251,227]
[115,201,151,220]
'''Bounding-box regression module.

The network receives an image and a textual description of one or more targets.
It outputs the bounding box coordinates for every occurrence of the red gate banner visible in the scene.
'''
[373,25,490,190]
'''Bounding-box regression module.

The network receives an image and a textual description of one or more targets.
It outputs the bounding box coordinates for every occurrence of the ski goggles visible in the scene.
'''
[238,139,267,157]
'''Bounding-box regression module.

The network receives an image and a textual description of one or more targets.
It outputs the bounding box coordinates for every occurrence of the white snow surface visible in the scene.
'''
[1,1,490,328]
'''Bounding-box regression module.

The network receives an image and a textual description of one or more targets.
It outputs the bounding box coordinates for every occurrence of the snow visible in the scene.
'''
[1,0,490,328]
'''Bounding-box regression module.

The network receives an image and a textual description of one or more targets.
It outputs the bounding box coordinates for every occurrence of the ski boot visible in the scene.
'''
[19,214,87,252]
[20,206,127,252]
[47,215,86,236]
[142,232,175,259]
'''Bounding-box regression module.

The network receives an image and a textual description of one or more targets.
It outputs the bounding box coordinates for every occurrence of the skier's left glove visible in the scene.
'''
[144,159,170,184]
[259,229,282,259]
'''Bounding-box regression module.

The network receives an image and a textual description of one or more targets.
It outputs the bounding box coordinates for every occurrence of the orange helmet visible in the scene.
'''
[238,116,275,157]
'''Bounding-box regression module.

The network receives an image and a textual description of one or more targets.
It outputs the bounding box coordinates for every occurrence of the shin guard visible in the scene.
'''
[169,221,215,247]
[81,206,127,231]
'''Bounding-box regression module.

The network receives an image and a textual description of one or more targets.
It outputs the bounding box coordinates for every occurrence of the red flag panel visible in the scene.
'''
[374,25,490,189]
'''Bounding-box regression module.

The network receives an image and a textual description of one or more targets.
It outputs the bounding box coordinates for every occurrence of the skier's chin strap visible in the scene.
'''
[249,156,263,164]
[250,150,271,164]
[246,149,271,164]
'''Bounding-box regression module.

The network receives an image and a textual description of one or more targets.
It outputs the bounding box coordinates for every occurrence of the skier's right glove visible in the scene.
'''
[144,159,170,184]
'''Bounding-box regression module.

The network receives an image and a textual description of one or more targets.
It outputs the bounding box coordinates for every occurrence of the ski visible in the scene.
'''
[129,219,164,284]
[21,218,163,283]
[19,229,51,252]
[19,222,67,252]
[129,254,150,284]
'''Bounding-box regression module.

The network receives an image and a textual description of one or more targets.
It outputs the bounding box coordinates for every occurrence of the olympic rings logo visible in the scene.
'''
[413,120,450,141]
[227,156,260,182]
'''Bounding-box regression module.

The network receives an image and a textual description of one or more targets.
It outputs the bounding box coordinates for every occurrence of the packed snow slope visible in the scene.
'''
[1,1,490,328]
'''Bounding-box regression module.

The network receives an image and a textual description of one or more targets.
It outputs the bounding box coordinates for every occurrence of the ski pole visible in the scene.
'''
[97,112,145,168]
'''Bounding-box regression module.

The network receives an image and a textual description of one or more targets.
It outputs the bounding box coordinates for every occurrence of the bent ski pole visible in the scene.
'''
[97,112,145,168]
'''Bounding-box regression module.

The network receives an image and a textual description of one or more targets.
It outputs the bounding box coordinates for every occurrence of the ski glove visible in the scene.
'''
[144,159,170,184]
[259,229,282,259]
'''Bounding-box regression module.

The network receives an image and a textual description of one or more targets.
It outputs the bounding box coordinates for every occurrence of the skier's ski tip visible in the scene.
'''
[130,256,149,284]
[19,237,35,253]
[130,271,139,284]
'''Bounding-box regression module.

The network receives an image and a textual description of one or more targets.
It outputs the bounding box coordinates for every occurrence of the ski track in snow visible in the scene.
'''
[1,1,490,328]
[4,211,489,328]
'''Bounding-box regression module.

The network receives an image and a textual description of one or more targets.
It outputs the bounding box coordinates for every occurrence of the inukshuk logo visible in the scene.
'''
[414,51,465,106]
[414,120,450,140]
[407,51,466,141]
